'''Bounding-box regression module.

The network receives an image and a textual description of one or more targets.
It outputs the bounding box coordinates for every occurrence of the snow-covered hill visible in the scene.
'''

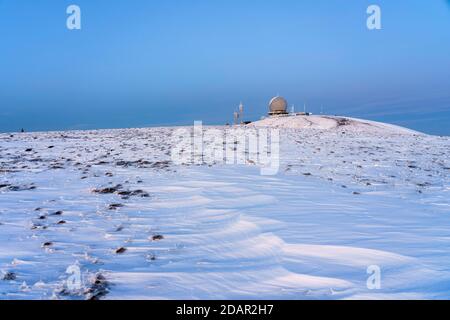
[0,120,449,300]
[251,115,421,135]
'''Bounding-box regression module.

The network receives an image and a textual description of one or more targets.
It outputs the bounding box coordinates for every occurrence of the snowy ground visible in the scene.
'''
[1,117,449,300]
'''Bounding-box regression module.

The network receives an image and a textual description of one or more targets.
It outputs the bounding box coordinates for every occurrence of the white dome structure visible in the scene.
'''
[268,96,288,116]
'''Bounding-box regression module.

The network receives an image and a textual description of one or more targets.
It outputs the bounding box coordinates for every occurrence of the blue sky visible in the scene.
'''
[0,0,449,135]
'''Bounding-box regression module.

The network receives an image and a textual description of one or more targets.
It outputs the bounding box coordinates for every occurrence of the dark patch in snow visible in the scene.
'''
[2,272,16,281]
[115,247,127,254]
[151,235,164,241]
[85,274,110,300]
[108,203,124,210]
[92,185,122,194]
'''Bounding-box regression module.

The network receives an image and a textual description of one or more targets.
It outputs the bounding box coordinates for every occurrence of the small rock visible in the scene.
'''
[92,185,121,194]
[2,272,16,281]
[115,247,127,254]
[108,203,124,210]
[31,223,47,230]
[85,274,109,300]
[151,235,164,241]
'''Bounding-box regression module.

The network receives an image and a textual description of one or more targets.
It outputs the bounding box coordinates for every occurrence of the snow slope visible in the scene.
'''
[251,115,421,135]
[0,120,449,300]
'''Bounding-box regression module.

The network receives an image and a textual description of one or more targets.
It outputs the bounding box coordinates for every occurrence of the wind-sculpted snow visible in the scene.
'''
[0,124,449,299]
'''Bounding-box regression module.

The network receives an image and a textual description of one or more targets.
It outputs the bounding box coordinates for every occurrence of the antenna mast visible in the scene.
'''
[239,102,244,124]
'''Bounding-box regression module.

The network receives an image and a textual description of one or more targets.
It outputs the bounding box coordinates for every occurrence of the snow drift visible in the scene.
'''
[0,117,449,300]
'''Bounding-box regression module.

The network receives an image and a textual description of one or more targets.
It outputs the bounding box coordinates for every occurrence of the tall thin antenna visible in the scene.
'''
[239,102,244,124]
